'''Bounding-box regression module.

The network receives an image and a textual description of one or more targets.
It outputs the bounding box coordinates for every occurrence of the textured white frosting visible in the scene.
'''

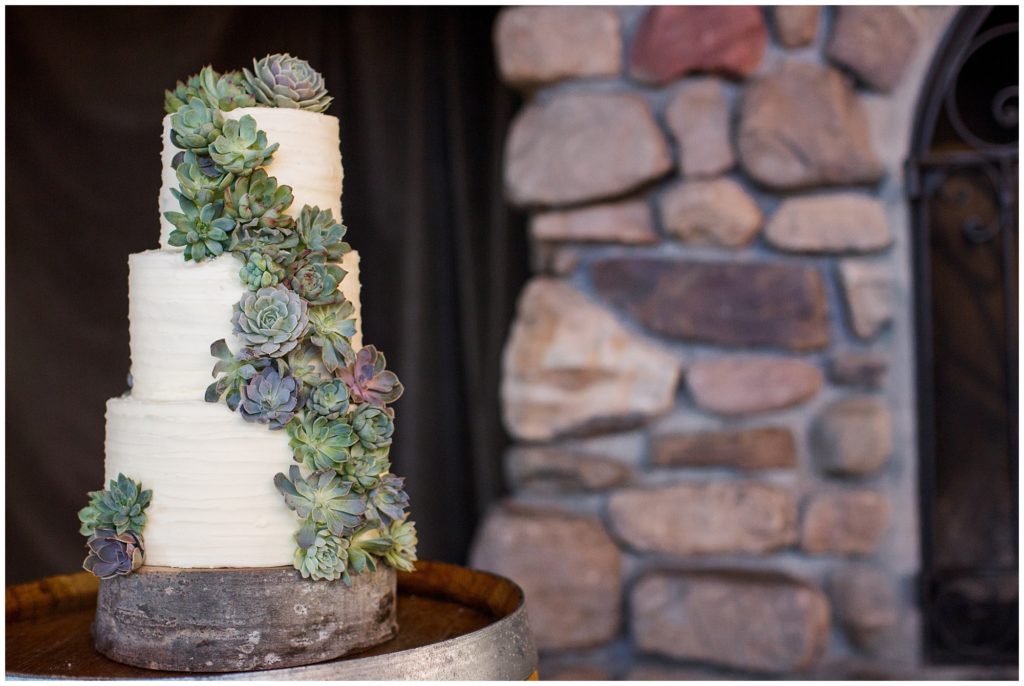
[104,396,296,567]
[159,108,344,248]
[129,248,362,402]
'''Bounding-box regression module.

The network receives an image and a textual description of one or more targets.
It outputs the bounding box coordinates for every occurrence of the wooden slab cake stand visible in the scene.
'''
[6,560,539,680]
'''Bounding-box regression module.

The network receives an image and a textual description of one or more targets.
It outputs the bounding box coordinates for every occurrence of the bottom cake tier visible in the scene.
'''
[104,395,296,568]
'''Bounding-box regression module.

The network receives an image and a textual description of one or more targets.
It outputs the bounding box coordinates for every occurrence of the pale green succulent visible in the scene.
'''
[243,53,334,113]
[78,473,153,537]
[224,169,294,231]
[239,251,286,290]
[286,251,346,306]
[209,115,279,176]
[347,526,392,575]
[174,151,233,206]
[280,342,331,390]
[164,72,202,114]
[204,338,271,411]
[308,379,350,420]
[275,465,366,536]
[292,520,349,582]
[199,65,256,111]
[307,300,357,372]
[170,98,224,153]
[351,404,394,452]
[384,517,418,573]
[164,195,236,262]
[231,284,309,357]
[340,444,391,492]
[287,413,357,471]
[296,205,350,260]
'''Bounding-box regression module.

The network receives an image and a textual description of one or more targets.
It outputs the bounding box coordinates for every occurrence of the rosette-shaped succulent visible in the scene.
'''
[293,522,349,582]
[351,404,395,452]
[239,251,286,290]
[164,72,202,114]
[224,169,294,231]
[340,445,391,491]
[174,151,232,206]
[231,284,309,357]
[309,379,350,420]
[347,526,392,575]
[243,53,334,113]
[170,98,224,153]
[205,339,271,410]
[296,205,350,260]
[164,196,236,262]
[209,115,279,176]
[286,251,346,306]
[338,346,404,407]
[366,472,409,526]
[199,65,256,111]
[307,301,358,371]
[275,465,366,536]
[83,529,144,579]
[287,413,358,471]
[384,516,418,573]
[280,342,331,390]
[78,473,153,537]
[238,366,301,430]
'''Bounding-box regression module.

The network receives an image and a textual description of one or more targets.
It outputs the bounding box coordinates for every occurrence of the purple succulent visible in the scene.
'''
[83,529,144,579]
[238,366,301,429]
[337,346,404,407]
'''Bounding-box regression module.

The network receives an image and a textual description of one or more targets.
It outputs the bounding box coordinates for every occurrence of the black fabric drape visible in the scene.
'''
[5,6,527,584]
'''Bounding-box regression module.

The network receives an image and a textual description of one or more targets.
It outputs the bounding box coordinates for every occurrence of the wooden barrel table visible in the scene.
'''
[5,561,537,680]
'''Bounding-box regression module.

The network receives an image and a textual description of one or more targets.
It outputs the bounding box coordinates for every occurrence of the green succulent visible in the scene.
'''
[307,301,357,372]
[199,65,257,111]
[280,342,331,390]
[170,97,224,153]
[275,465,366,536]
[224,169,294,231]
[243,53,334,113]
[347,526,392,575]
[78,473,153,537]
[383,516,418,573]
[173,151,232,206]
[351,404,394,452]
[164,72,202,114]
[340,444,391,492]
[238,251,286,290]
[209,115,279,176]
[231,284,309,357]
[338,345,404,407]
[296,205,350,260]
[164,195,236,262]
[286,251,346,306]
[309,379,350,420]
[366,472,409,526]
[204,338,271,411]
[293,520,349,582]
[287,413,357,471]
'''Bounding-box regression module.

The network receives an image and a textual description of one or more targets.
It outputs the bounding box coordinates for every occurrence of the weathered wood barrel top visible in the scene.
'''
[5,561,537,680]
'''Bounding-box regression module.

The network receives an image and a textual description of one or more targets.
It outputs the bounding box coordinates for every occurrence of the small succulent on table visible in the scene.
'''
[209,115,279,176]
[293,522,349,582]
[239,251,286,290]
[307,300,358,372]
[274,466,366,536]
[170,98,224,153]
[384,517,418,573]
[286,251,346,306]
[351,404,394,452]
[164,72,202,114]
[165,195,236,262]
[296,205,350,260]
[205,339,271,410]
[287,413,357,471]
[78,473,153,537]
[231,284,309,357]
[174,151,233,206]
[83,529,145,579]
[238,366,301,429]
[224,169,294,231]
[198,65,256,111]
[338,346,404,407]
[243,53,334,113]
[308,379,350,420]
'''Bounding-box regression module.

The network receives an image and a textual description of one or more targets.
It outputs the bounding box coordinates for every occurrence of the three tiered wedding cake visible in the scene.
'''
[77,55,416,672]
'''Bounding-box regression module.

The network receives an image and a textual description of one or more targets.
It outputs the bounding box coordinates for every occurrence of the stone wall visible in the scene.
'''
[469,5,961,680]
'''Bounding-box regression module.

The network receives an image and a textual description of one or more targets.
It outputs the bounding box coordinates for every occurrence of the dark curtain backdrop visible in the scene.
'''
[5,6,528,584]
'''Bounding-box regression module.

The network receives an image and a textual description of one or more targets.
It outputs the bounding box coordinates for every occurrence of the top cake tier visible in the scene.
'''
[158,108,344,249]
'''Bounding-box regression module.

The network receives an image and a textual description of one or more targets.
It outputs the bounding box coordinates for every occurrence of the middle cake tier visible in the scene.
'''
[129,249,362,401]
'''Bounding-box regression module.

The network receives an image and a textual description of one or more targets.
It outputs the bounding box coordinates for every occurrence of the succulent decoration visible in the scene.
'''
[77,474,152,579]
[160,56,416,583]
